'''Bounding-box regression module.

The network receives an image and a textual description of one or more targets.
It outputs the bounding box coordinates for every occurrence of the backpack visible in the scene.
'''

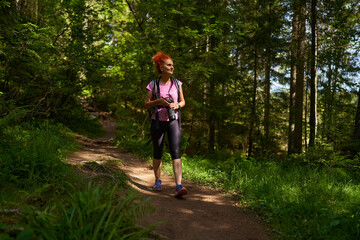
[148,77,181,130]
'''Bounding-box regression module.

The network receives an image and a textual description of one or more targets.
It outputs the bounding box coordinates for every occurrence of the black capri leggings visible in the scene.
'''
[151,120,181,160]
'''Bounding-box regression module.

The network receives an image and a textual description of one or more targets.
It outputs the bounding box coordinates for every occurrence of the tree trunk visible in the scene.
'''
[208,31,216,152]
[288,5,298,155]
[309,0,318,147]
[264,50,271,150]
[209,78,215,151]
[323,61,332,140]
[304,72,309,151]
[248,49,257,158]
[354,88,360,139]
[293,0,306,154]
[264,2,272,151]
[330,64,339,148]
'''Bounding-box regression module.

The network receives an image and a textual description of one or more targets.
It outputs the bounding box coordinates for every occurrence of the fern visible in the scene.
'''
[20,183,155,239]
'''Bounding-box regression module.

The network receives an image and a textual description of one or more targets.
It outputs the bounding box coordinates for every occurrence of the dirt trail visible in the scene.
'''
[68,118,271,240]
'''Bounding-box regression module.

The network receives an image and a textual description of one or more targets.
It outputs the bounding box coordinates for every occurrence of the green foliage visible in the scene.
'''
[185,155,360,239]
[228,159,360,239]
[1,183,154,240]
[57,107,105,139]
[0,0,360,236]
[115,121,153,160]
[115,119,360,239]
[175,155,360,239]
[295,145,360,173]
[1,0,359,157]
[0,0,114,125]
[0,115,156,239]
[0,1,10,9]
[0,108,29,131]
[0,120,77,187]
[26,184,153,240]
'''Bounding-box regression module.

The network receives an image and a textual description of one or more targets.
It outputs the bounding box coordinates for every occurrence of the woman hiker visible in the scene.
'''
[144,51,187,198]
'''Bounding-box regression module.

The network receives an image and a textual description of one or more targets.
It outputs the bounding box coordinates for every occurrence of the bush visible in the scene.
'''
[55,105,104,139]
[114,118,360,239]
[1,183,154,240]
[294,145,360,174]
[0,120,77,187]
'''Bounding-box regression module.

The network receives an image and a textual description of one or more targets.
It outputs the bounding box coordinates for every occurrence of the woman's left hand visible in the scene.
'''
[169,103,179,109]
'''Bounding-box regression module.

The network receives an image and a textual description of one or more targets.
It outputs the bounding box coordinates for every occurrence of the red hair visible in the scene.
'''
[152,51,172,74]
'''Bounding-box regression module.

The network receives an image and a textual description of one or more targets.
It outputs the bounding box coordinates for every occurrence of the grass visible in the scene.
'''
[222,159,360,239]
[115,119,360,240]
[63,115,105,139]
[1,183,155,240]
[0,118,155,239]
[10,183,154,240]
[0,120,78,188]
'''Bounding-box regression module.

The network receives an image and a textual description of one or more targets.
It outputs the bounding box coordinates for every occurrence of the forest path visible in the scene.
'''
[68,117,271,240]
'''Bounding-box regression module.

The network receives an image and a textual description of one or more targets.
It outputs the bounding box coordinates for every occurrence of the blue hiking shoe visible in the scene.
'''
[153,179,162,191]
[174,184,187,198]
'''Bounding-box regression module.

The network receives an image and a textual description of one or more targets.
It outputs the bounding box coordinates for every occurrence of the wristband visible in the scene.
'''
[177,104,181,109]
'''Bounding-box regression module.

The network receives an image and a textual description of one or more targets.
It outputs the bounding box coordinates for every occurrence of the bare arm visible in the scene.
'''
[169,86,185,110]
[144,91,169,109]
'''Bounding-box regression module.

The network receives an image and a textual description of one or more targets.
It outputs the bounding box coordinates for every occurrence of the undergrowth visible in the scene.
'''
[0,121,76,187]
[115,120,360,240]
[1,183,154,240]
[61,114,105,139]
[0,117,154,239]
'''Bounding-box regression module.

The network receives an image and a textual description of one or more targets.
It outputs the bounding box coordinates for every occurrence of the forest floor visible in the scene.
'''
[68,117,271,240]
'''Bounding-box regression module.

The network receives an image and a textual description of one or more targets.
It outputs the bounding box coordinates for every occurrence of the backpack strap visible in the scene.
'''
[148,79,161,129]
[171,78,182,131]
[149,78,182,130]
[171,78,180,101]
[151,78,160,100]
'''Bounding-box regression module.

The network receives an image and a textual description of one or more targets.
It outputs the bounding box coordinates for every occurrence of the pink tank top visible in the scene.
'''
[146,79,182,121]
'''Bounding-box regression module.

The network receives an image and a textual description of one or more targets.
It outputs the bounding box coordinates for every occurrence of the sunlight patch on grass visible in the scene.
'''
[114,120,360,239]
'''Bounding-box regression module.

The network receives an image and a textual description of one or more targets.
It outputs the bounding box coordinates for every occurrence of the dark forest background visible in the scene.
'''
[1,0,360,158]
[1,1,360,239]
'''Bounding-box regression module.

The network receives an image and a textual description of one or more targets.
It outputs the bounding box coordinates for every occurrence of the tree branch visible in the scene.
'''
[125,0,154,50]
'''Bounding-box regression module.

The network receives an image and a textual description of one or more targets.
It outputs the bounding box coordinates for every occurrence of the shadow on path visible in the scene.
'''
[68,117,271,240]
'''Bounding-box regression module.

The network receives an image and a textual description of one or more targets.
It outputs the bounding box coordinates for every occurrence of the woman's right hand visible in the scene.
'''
[157,98,170,107]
